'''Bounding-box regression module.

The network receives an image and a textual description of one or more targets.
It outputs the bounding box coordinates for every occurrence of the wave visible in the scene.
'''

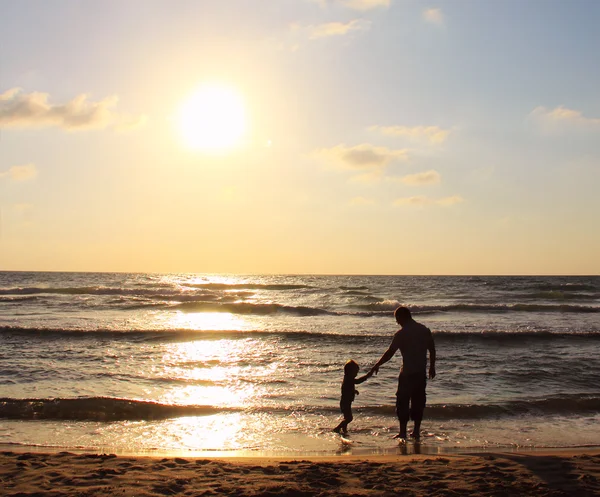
[343,290,376,297]
[0,287,253,301]
[431,395,600,418]
[171,302,333,316]
[531,283,598,292]
[0,286,160,296]
[184,283,312,291]
[0,296,39,303]
[352,303,599,314]
[350,300,401,312]
[2,394,599,422]
[356,395,600,419]
[523,291,598,301]
[429,303,599,313]
[1,326,599,342]
[0,397,237,421]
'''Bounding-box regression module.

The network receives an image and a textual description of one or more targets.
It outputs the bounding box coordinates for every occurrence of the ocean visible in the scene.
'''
[1,271,599,456]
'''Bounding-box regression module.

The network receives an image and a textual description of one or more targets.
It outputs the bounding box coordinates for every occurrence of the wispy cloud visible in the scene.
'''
[396,170,441,185]
[423,8,444,25]
[113,114,149,132]
[307,19,371,39]
[371,125,450,144]
[279,19,371,50]
[314,143,408,181]
[0,163,37,181]
[394,196,430,207]
[437,195,464,206]
[339,0,391,10]
[530,105,600,128]
[394,194,463,207]
[0,88,146,131]
[316,143,407,170]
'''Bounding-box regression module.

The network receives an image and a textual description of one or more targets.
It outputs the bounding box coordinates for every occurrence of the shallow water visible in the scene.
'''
[1,272,599,455]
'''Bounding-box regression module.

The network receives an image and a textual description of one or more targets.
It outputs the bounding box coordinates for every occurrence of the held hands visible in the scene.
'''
[370,365,380,376]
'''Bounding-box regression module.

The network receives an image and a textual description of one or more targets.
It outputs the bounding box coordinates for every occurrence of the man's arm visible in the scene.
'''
[428,334,436,379]
[370,342,399,376]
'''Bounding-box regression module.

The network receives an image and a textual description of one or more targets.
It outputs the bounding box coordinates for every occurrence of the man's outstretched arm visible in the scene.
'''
[370,345,398,375]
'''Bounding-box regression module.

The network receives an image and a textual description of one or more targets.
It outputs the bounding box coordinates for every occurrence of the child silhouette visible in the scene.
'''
[333,359,373,434]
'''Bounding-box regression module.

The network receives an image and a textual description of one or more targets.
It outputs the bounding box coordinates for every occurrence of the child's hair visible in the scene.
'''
[344,359,359,375]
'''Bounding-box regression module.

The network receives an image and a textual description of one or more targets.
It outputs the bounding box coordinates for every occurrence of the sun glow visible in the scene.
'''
[177,84,246,151]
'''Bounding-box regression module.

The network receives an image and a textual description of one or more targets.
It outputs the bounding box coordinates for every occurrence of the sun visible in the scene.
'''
[177,84,246,151]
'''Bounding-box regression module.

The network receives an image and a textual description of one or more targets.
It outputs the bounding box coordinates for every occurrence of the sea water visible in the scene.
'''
[1,272,599,456]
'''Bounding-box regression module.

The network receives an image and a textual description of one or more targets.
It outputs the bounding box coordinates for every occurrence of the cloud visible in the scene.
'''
[0,88,146,131]
[315,143,408,174]
[423,8,444,25]
[371,125,450,144]
[394,194,464,207]
[307,19,371,39]
[0,163,37,181]
[394,196,430,206]
[437,195,464,206]
[530,105,600,128]
[340,0,391,10]
[113,113,149,132]
[397,170,441,185]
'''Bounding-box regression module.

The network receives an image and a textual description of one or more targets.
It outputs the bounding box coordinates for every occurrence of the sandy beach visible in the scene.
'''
[2,449,599,496]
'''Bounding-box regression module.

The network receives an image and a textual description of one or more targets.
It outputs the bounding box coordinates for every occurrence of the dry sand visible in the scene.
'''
[1,449,599,496]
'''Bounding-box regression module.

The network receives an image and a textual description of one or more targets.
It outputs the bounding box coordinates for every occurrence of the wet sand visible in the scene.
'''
[2,449,599,496]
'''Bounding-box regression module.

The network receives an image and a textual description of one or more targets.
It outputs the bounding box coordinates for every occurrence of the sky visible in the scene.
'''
[1,0,599,275]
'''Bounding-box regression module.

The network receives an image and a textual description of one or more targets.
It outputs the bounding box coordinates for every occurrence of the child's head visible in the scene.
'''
[344,359,360,377]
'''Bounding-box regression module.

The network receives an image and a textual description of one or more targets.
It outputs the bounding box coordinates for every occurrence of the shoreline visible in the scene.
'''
[3,441,600,459]
[2,448,599,496]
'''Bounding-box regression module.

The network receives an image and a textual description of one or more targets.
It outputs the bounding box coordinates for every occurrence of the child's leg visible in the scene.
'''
[333,420,348,433]
[334,404,353,433]
[342,406,353,432]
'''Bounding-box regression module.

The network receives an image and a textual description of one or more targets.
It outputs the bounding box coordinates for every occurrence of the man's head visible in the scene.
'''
[394,306,412,326]
[344,359,360,377]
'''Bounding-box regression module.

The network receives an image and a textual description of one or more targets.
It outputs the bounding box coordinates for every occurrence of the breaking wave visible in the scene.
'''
[1,326,599,342]
[2,394,599,422]
[352,303,599,314]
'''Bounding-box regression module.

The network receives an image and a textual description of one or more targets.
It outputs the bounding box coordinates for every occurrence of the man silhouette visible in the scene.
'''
[371,306,436,440]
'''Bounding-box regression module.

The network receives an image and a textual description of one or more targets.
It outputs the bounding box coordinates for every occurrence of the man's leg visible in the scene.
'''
[409,375,427,438]
[395,375,410,439]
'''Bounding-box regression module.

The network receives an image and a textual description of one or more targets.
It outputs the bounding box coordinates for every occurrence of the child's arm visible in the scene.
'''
[354,370,373,385]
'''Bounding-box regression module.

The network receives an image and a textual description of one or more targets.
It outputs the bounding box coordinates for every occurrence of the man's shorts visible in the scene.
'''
[396,372,427,421]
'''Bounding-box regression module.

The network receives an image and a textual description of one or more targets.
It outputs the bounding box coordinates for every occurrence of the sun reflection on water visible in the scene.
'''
[167,414,246,450]
[154,336,285,412]
[168,311,250,331]
[158,339,255,407]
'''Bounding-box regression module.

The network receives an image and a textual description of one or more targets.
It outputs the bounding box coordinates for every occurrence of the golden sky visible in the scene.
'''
[1,1,599,274]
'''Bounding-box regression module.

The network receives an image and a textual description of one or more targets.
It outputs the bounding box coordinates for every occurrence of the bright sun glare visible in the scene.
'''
[178,84,246,151]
